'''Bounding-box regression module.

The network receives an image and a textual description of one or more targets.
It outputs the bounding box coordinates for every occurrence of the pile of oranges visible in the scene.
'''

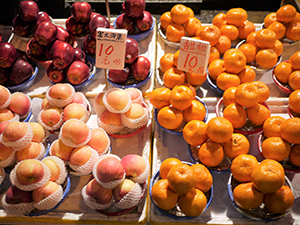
[151,158,212,217]
[289,89,300,116]
[231,155,294,214]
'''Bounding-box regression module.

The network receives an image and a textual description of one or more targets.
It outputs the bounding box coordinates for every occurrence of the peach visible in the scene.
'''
[124,103,145,119]
[0,108,15,122]
[0,142,14,162]
[93,92,105,115]
[125,88,143,103]
[105,88,131,111]
[48,83,74,100]
[0,85,11,106]
[2,121,28,142]
[69,145,92,166]
[41,98,50,109]
[87,128,110,155]
[42,157,61,182]
[60,119,90,146]
[85,178,113,204]
[29,122,45,143]
[63,102,87,121]
[72,92,86,105]
[99,109,122,126]
[15,159,45,186]
[8,92,31,117]
[39,106,62,127]
[50,139,74,161]
[32,181,60,203]
[16,142,43,162]
[0,121,10,134]
[113,178,139,203]
[121,154,147,179]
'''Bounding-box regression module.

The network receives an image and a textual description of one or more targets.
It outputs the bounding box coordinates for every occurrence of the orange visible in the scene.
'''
[167,163,198,194]
[270,39,283,57]
[208,46,220,64]
[233,182,264,210]
[261,136,291,162]
[163,67,185,89]
[178,188,207,217]
[185,72,206,86]
[183,120,208,146]
[206,117,233,143]
[191,164,213,192]
[187,7,194,18]
[208,59,225,80]
[289,70,300,90]
[264,185,294,214]
[223,49,247,74]
[198,138,225,167]
[289,51,300,70]
[212,12,227,29]
[262,116,286,138]
[290,144,300,167]
[151,179,179,210]
[251,158,285,194]
[255,28,277,49]
[216,72,241,91]
[276,4,297,23]
[267,21,286,39]
[237,20,256,40]
[219,24,239,41]
[252,80,270,103]
[231,154,259,183]
[172,50,180,67]
[159,157,182,179]
[237,65,256,83]
[159,53,174,74]
[170,4,190,25]
[264,12,277,28]
[255,49,278,69]
[286,22,300,41]
[215,35,231,55]
[160,11,172,30]
[223,103,247,129]
[246,102,271,126]
[182,99,206,122]
[166,22,185,42]
[238,43,257,64]
[289,90,300,113]
[222,86,237,106]
[184,17,202,37]
[293,12,300,22]
[246,31,258,47]
[197,24,221,46]
[274,61,293,83]
[169,84,194,110]
[226,8,248,27]
[223,133,250,159]
[157,105,183,130]
[280,117,300,144]
[149,87,171,110]
[235,82,260,108]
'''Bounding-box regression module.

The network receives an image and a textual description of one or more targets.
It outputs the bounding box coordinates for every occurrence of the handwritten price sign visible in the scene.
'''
[95,28,127,70]
[177,37,211,75]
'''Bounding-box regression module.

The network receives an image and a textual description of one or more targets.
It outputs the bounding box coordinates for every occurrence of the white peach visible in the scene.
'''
[8,92,31,117]
[16,142,43,162]
[39,106,63,127]
[48,83,74,100]
[63,102,87,121]
[2,121,28,142]
[69,145,92,166]
[15,159,45,186]
[50,139,74,161]
[29,122,45,143]
[0,108,15,122]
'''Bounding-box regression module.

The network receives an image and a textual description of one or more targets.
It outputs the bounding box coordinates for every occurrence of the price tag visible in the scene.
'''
[177,37,211,75]
[95,28,127,70]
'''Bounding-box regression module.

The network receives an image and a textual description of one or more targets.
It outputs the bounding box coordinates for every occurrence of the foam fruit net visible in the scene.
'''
[81,185,113,210]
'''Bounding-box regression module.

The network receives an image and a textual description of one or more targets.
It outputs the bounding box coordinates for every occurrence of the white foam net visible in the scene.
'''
[131,159,150,184]
[1,195,34,215]
[121,106,149,129]
[97,114,124,135]
[33,184,63,210]
[42,156,68,185]
[0,167,6,185]
[114,182,143,209]
[81,185,113,210]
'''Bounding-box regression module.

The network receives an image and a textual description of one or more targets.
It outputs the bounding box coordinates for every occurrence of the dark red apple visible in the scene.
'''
[66,61,90,85]
[0,42,17,68]
[51,40,74,70]
[47,62,65,83]
[9,59,34,85]
[134,11,153,32]
[28,38,47,59]
[108,66,131,84]
[89,14,110,39]
[18,0,39,22]
[0,67,10,84]
[34,11,51,30]
[56,25,71,42]
[34,21,57,46]
[82,34,96,55]
[12,15,34,37]
[73,48,86,62]
[71,2,92,23]
[123,0,145,18]
[66,16,85,36]
[5,185,33,204]
[44,41,56,60]
[115,13,135,35]
[125,37,139,64]
[131,56,150,81]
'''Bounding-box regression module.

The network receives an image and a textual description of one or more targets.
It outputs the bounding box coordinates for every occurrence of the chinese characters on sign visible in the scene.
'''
[95,28,127,70]
[177,37,211,75]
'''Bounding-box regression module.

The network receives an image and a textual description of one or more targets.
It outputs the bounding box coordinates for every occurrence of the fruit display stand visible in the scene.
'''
[150,23,300,224]
[0,18,156,225]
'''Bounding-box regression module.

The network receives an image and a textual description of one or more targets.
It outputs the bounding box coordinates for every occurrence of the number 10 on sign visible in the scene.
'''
[177,37,211,75]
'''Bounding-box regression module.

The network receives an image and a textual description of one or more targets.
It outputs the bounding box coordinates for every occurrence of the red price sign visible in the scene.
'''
[177,37,211,75]
[95,28,127,70]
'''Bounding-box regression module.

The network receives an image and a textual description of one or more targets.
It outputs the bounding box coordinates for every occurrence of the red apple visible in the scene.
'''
[131,55,151,81]
[50,139,74,161]
[89,14,110,39]
[5,185,33,204]
[82,34,96,55]
[34,21,57,46]
[65,16,85,36]
[55,26,71,43]
[115,13,135,35]
[18,0,39,22]
[123,0,145,18]
[47,62,66,83]
[85,178,113,204]
[12,15,34,37]
[8,92,31,117]
[125,37,139,64]
[134,11,153,32]
[108,66,131,84]
[0,42,17,68]
[27,38,47,59]
[51,40,74,70]
[0,67,10,84]
[73,47,86,62]
[66,61,90,85]
[9,58,34,85]
[71,2,92,23]
[60,119,90,146]
[35,11,51,30]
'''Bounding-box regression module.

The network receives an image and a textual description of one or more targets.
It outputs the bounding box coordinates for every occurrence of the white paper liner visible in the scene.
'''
[16,142,46,162]
[97,114,124,135]
[42,156,68,185]
[37,107,64,131]
[33,184,63,210]
[121,106,149,129]
[72,92,88,109]
[93,154,125,189]
[0,166,5,185]
[1,195,34,215]
[131,160,150,184]
[0,147,16,168]
[114,182,143,209]
[10,160,51,191]
[69,147,99,176]
[88,128,111,156]
[81,184,113,210]
[125,88,143,104]
[63,104,90,123]
[45,83,75,108]
[9,92,32,119]
[102,88,132,114]
[0,122,33,151]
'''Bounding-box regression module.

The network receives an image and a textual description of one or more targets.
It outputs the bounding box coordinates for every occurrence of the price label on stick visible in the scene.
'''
[177,37,211,75]
[95,27,127,70]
